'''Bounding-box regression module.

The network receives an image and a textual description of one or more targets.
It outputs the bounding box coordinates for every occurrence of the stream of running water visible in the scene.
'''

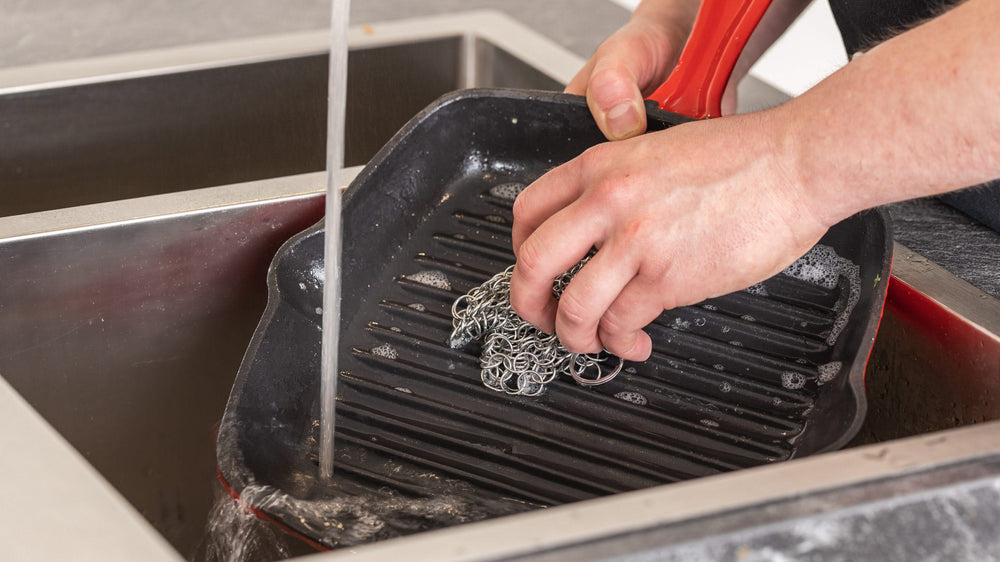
[318,0,351,481]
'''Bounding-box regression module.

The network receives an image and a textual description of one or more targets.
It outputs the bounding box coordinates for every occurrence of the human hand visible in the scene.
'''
[565,1,699,140]
[509,110,830,362]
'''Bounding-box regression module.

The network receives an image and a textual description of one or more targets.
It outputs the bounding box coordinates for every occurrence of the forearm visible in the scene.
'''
[775,0,1000,225]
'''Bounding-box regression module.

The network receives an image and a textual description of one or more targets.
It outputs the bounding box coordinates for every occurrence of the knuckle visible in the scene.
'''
[597,307,629,337]
[556,289,592,332]
[578,143,613,172]
[511,191,531,226]
[514,237,546,281]
[589,65,631,98]
[619,217,652,245]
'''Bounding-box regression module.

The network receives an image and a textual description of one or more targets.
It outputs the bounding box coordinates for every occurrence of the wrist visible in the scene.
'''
[763,102,850,232]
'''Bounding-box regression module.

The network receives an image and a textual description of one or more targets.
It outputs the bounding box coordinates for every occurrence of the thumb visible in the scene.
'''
[586,58,647,141]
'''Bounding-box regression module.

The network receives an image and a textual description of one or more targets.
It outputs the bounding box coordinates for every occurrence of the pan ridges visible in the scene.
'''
[218,91,888,549]
[332,184,839,505]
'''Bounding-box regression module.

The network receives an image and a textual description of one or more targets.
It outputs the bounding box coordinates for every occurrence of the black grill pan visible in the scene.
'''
[216,89,892,549]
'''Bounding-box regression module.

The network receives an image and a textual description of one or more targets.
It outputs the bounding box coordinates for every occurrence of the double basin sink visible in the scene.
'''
[1,11,998,561]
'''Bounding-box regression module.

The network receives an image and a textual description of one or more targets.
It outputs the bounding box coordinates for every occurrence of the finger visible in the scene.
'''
[564,58,596,95]
[586,56,647,141]
[510,160,586,258]
[509,201,605,334]
[597,276,666,362]
[552,238,640,355]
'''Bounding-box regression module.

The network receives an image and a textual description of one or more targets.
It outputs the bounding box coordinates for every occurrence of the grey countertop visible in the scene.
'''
[888,198,1000,299]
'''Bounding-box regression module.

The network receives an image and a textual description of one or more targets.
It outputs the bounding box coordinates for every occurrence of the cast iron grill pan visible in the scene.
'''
[216,89,892,548]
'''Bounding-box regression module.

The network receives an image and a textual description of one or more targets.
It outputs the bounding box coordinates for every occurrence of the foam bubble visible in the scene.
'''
[782,244,862,346]
[614,391,648,406]
[818,361,843,385]
[713,364,725,371]
[624,367,637,375]
[407,303,427,312]
[694,317,707,327]
[720,382,732,393]
[702,304,718,311]
[314,307,323,315]
[745,283,769,296]
[394,387,413,394]
[740,315,756,322]
[700,419,720,428]
[371,344,398,360]
[484,215,508,224]
[406,270,452,291]
[783,245,841,289]
[781,371,807,390]
[298,282,307,291]
[488,182,526,201]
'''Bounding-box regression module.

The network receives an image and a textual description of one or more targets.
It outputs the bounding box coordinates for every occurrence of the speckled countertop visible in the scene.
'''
[4,0,999,300]
[888,199,1000,299]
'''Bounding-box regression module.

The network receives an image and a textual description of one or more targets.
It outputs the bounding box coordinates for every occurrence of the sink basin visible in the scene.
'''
[1,10,998,562]
[0,12,571,557]
[0,13,562,218]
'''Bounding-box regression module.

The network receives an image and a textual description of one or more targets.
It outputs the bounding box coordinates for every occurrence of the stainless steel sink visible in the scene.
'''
[0,13,563,218]
[0,12,573,558]
[1,10,999,562]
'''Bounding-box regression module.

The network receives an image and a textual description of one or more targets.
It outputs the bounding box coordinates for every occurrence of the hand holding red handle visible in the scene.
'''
[647,0,774,119]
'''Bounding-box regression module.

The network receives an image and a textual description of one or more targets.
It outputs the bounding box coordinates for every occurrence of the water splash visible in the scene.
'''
[199,485,294,562]
[202,480,535,555]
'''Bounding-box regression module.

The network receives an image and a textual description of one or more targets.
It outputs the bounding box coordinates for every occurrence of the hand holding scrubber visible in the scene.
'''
[450,256,623,396]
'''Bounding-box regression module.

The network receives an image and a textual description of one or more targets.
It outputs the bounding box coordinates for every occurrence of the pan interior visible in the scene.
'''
[217,89,891,549]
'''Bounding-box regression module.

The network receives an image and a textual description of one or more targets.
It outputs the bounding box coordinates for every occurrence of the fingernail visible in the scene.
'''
[605,102,641,140]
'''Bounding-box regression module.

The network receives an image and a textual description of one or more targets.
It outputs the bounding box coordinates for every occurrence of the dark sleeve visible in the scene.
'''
[827,0,948,54]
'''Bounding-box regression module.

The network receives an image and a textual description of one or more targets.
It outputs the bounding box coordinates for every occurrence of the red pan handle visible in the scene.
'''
[646,0,773,119]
